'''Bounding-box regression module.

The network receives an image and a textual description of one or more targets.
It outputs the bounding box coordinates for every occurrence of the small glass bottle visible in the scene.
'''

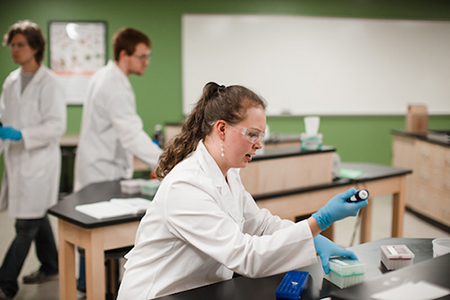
[154,124,163,147]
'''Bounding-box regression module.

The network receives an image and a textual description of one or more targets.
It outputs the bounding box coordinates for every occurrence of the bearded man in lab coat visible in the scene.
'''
[73,27,162,292]
[0,21,66,300]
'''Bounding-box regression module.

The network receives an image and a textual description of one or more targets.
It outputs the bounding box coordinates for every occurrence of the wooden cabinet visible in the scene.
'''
[392,132,450,227]
[240,150,333,196]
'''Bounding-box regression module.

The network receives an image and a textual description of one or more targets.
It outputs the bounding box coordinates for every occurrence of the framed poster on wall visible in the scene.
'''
[49,21,107,105]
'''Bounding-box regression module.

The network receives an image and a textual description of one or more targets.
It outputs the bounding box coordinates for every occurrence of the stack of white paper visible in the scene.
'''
[75,197,152,219]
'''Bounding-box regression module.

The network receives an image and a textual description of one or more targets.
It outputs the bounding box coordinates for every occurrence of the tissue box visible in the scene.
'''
[406,105,428,135]
[140,179,161,197]
[325,258,366,289]
[120,179,145,194]
[380,245,414,270]
[300,133,322,151]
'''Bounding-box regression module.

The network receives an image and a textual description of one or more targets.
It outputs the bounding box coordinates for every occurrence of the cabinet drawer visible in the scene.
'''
[393,133,450,227]
[429,189,450,227]
[415,160,450,193]
[392,136,417,169]
[436,167,450,193]
[416,140,434,165]
[431,143,450,167]
[407,185,436,217]
[240,152,333,196]
[444,153,450,168]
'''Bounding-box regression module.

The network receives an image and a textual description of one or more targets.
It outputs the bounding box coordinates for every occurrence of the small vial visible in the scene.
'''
[154,124,164,147]
[347,189,369,202]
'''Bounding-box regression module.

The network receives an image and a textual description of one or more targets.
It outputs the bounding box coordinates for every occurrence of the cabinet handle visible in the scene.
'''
[420,173,429,182]
[418,196,426,205]
[444,182,450,191]
[421,151,430,160]
[443,209,450,219]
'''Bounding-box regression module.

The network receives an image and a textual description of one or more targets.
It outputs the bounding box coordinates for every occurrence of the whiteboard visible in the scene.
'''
[182,14,450,116]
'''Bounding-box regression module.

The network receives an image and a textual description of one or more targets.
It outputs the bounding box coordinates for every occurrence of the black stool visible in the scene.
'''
[78,246,133,300]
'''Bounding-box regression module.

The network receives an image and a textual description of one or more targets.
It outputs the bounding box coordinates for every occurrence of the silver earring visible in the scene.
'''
[220,141,224,157]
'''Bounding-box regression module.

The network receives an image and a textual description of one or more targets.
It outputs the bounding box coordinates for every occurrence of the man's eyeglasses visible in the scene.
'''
[231,124,265,144]
[9,42,29,50]
[133,54,150,62]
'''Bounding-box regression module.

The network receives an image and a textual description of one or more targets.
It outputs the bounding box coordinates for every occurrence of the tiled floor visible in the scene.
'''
[0,195,449,299]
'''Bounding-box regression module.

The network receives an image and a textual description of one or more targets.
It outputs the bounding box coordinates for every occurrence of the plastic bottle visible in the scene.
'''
[154,124,163,147]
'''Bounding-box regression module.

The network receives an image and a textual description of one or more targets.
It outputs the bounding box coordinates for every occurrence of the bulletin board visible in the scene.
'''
[49,21,107,105]
[182,15,450,116]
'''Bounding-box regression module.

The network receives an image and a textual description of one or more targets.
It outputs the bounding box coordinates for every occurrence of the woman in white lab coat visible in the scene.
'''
[0,21,66,299]
[117,82,367,299]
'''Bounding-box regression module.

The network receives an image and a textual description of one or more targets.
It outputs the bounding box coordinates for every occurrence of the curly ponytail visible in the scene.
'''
[155,82,266,179]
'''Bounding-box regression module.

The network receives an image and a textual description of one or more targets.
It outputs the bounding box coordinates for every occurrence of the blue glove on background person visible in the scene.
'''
[312,188,368,231]
[314,234,358,274]
[0,125,22,141]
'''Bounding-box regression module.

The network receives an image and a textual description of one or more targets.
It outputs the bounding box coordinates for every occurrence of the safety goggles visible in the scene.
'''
[231,124,265,144]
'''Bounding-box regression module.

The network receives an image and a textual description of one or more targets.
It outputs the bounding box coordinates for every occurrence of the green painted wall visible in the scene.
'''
[1,0,450,170]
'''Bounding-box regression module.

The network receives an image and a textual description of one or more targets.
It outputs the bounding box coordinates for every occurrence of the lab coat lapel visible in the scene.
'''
[196,141,227,194]
[9,69,22,126]
[225,171,245,229]
[12,71,21,101]
[219,179,241,226]
[197,142,243,229]
[110,61,133,93]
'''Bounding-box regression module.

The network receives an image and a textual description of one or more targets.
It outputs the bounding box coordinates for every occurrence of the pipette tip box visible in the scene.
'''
[380,245,414,270]
[325,258,366,289]
[140,179,161,196]
[276,270,308,300]
[120,179,145,194]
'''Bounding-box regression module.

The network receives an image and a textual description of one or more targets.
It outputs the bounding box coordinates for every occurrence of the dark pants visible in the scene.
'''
[0,215,58,298]
[77,255,86,292]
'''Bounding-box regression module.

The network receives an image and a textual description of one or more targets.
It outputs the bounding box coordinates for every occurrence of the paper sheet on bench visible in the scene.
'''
[371,281,450,300]
[75,198,152,219]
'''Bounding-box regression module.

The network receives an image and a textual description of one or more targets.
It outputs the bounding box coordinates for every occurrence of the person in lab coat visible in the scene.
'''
[74,27,162,192]
[0,20,66,300]
[73,27,162,292]
[117,82,368,299]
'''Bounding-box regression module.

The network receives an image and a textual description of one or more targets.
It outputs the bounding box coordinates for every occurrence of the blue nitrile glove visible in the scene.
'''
[312,188,368,231]
[314,234,358,274]
[0,125,22,141]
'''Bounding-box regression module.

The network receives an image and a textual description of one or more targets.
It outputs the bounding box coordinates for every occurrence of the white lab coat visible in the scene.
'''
[0,65,66,218]
[117,141,318,299]
[74,61,162,191]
